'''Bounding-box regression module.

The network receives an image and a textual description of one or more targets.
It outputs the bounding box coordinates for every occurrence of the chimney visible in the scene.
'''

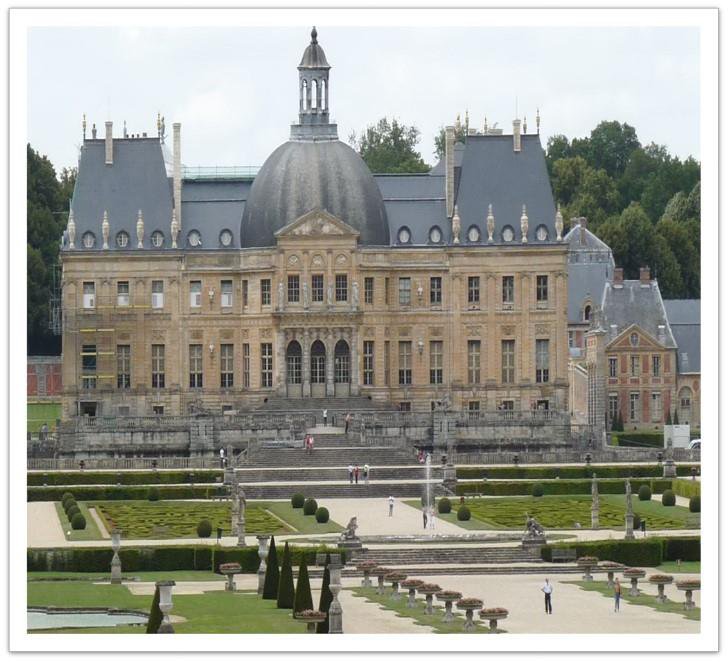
[445,125,455,218]
[639,266,651,285]
[105,121,113,165]
[610,324,618,339]
[613,267,624,286]
[657,324,666,344]
[579,217,587,245]
[512,118,521,152]
[173,122,182,230]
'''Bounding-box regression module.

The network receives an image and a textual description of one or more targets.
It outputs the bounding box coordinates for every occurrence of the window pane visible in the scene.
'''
[430,277,442,305]
[221,280,233,307]
[221,344,234,388]
[260,343,273,387]
[467,340,480,384]
[502,276,514,304]
[312,275,324,302]
[261,279,271,306]
[430,340,443,384]
[335,274,348,301]
[189,344,203,388]
[398,341,412,385]
[287,275,300,303]
[536,339,550,383]
[363,340,374,385]
[364,277,374,305]
[468,277,480,304]
[152,344,165,388]
[501,339,515,383]
[399,278,411,305]
[116,345,130,389]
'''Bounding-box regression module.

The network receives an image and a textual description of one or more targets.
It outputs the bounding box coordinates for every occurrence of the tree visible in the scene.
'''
[262,536,280,599]
[551,157,589,206]
[145,585,163,633]
[316,553,332,633]
[277,542,295,609]
[585,121,640,179]
[293,557,314,614]
[349,117,430,173]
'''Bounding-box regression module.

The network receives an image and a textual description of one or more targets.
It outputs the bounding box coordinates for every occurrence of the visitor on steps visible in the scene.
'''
[388,495,394,516]
[614,578,622,612]
[323,408,328,426]
[354,465,360,484]
[309,435,314,454]
[428,506,436,529]
[348,464,354,484]
[345,412,352,434]
[363,464,369,484]
[219,447,225,469]
[422,506,428,529]
[541,579,553,614]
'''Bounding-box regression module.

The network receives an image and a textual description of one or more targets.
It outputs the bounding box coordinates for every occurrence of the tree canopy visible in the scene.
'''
[348,117,430,174]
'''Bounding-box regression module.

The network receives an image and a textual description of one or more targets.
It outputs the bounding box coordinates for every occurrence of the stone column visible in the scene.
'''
[350,327,360,396]
[624,480,635,540]
[276,328,287,396]
[237,491,246,547]
[326,329,335,396]
[328,554,344,633]
[302,328,311,397]
[591,472,600,529]
[256,536,268,595]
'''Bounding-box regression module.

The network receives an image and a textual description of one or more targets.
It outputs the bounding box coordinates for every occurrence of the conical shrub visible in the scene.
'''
[277,542,295,609]
[145,585,163,634]
[316,553,332,633]
[293,557,313,614]
[262,536,280,599]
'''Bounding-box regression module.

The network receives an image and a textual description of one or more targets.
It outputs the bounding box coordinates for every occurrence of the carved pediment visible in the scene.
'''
[275,208,360,239]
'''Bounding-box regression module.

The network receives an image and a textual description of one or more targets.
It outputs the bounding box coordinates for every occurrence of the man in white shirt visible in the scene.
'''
[541,578,553,614]
[323,408,328,426]
[388,496,395,517]
[219,447,225,469]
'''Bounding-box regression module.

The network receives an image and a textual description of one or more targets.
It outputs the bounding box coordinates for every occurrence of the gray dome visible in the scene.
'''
[240,140,390,247]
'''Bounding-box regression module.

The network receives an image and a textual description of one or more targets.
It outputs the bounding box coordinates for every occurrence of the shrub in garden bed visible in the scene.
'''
[659,536,700,562]
[456,465,669,481]
[291,493,305,508]
[438,497,452,514]
[455,478,672,497]
[662,490,676,506]
[532,483,544,497]
[196,519,212,538]
[303,498,318,516]
[315,507,329,523]
[147,487,160,502]
[638,485,652,501]
[27,470,223,487]
[672,478,701,499]
[689,496,700,513]
[70,513,86,530]
[457,505,471,521]
[29,485,218,502]
[541,540,662,566]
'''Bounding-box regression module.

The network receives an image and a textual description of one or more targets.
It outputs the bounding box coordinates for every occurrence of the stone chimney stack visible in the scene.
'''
[657,324,666,344]
[105,121,113,165]
[579,217,587,245]
[639,266,651,284]
[512,118,522,152]
[173,122,182,230]
[613,267,624,286]
[445,125,455,218]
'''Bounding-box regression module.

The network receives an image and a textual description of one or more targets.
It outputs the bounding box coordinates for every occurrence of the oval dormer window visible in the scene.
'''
[116,231,129,248]
[187,230,202,247]
[220,229,233,247]
[429,226,442,244]
[630,332,639,347]
[82,232,96,248]
[536,225,549,241]
[151,231,164,248]
[467,225,480,243]
[397,227,411,244]
[502,225,515,243]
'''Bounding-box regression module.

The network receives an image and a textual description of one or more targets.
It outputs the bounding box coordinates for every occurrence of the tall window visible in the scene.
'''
[652,355,661,377]
[260,343,273,388]
[468,276,480,305]
[430,277,442,305]
[398,341,412,385]
[651,392,662,421]
[536,275,549,302]
[286,342,302,384]
[335,274,348,301]
[384,341,390,386]
[629,392,640,421]
[334,341,350,383]
[502,276,514,305]
[467,340,481,384]
[261,279,271,306]
[117,281,130,307]
[221,280,233,308]
[242,343,250,388]
[363,340,374,385]
[151,280,164,309]
[384,278,390,305]
[364,277,374,304]
[310,341,325,384]
[630,355,640,377]
[536,339,550,383]
[430,340,443,384]
[311,274,324,302]
[399,277,411,305]
[152,344,165,388]
[287,275,300,303]
[189,344,203,388]
[82,282,96,309]
[81,344,96,389]
[220,344,234,388]
[609,357,618,378]
[190,280,201,308]
[242,279,249,308]
[116,345,130,389]
[501,339,515,384]
[608,393,619,422]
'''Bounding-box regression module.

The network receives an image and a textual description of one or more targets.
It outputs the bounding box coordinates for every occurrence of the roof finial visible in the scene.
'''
[536,107,541,134]
[523,116,527,134]
[311,26,318,44]
[82,114,87,140]
[157,112,161,137]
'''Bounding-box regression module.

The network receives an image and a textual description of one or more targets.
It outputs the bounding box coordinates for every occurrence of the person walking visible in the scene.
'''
[354,465,360,485]
[428,506,436,529]
[216,526,223,544]
[219,447,225,469]
[345,412,352,435]
[363,464,369,485]
[348,464,354,484]
[388,495,395,517]
[323,408,328,427]
[422,506,428,529]
[541,578,553,614]
[614,578,622,612]
[308,435,314,455]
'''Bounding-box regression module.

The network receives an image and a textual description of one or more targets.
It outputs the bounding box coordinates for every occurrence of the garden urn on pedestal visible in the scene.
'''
[385,572,408,601]
[675,579,700,610]
[110,529,122,584]
[295,609,327,633]
[437,591,462,623]
[623,568,646,596]
[256,536,269,596]
[318,552,344,634]
[356,561,377,588]
[577,556,599,582]
[648,574,674,603]
[156,580,176,633]
[219,563,241,592]
[600,562,624,589]
[479,607,508,633]
[456,598,483,631]
[373,567,390,596]
[401,579,424,609]
[418,583,441,615]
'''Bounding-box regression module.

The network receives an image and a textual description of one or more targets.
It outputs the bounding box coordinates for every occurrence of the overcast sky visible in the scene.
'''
[27,25,700,172]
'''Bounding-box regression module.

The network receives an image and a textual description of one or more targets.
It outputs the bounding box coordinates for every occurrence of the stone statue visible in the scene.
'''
[277,281,284,311]
[170,210,179,248]
[327,283,334,307]
[101,210,110,249]
[67,210,76,249]
[136,209,144,248]
[625,479,632,500]
[524,513,545,538]
[451,205,461,244]
[340,517,358,541]
[486,203,495,242]
[352,281,360,309]
[591,472,600,529]
[303,281,309,308]
[520,205,529,243]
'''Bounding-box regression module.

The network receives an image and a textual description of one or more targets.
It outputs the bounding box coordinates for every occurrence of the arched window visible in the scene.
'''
[311,79,317,109]
[310,340,326,384]
[334,339,350,383]
[584,305,592,322]
[286,341,302,385]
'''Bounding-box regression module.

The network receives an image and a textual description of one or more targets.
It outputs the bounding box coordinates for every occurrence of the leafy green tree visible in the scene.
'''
[145,585,163,633]
[262,536,280,599]
[293,557,314,614]
[349,118,430,173]
[277,542,295,609]
[316,553,332,633]
[585,121,640,179]
[551,157,589,206]
[656,217,700,298]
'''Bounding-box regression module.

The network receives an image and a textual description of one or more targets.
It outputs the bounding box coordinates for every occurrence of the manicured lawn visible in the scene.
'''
[264,501,343,534]
[28,580,308,633]
[655,561,700,574]
[28,570,223,582]
[27,402,61,434]
[350,587,498,634]
[54,502,103,541]
[566,580,700,621]
[429,495,696,530]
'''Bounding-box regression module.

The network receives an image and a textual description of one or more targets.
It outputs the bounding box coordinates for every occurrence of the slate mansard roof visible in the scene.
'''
[663,299,701,374]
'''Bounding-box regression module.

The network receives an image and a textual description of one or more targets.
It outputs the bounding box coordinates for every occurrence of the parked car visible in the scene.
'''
[688,439,701,450]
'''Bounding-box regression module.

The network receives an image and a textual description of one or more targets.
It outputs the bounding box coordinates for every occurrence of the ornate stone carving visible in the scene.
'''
[221,329,233,339]
[152,329,166,341]
[520,205,528,243]
[336,253,348,266]
[101,210,110,249]
[466,326,481,336]
[352,281,359,309]
[429,327,443,336]
[535,323,549,336]
[311,254,325,267]
[241,329,249,339]
[191,330,203,340]
[501,325,515,336]
[287,254,299,266]
[399,327,411,337]
[363,327,374,336]
[136,209,145,248]
[260,328,272,339]
[67,210,76,249]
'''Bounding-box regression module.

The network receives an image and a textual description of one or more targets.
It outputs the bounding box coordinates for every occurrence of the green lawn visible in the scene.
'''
[27,580,309,634]
[427,495,696,530]
[566,580,700,621]
[54,502,103,541]
[655,561,701,574]
[27,402,61,434]
[263,501,343,534]
[28,570,222,582]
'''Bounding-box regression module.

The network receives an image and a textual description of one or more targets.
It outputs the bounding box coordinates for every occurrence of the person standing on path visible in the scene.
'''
[614,578,622,612]
[219,447,225,469]
[308,435,314,455]
[422,506,428,529]
[541,579,553,614]
[363,464,369,485]
[388,495,394,516]
[428,506,436,529]
[348,464,354,484]
[323,408,328,426]
[354,465,360,484]
[345,412,352,435]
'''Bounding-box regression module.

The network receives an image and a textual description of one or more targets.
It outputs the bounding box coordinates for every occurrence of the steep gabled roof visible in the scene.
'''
[664,299,701,373]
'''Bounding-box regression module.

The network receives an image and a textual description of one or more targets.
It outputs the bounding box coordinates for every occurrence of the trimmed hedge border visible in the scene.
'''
[27,470,223,487]
[27,544,347,574]
[28,485,225,502]
[454,478,674,497]
[541,536,700,566]
[672,478,701,499]
[455,465,699,481]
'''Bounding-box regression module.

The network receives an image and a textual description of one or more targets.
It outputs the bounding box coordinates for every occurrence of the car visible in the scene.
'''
[688,439,701,450]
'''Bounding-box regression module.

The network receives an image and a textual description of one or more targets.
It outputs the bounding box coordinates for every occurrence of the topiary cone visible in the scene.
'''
[277,542,295,609]
[262,536,280,599]
[145,585,163,634]
[293,557,314,615]
[316,553,332,633]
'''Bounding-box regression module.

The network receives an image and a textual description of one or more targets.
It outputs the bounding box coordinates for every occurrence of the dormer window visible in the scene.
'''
[536,225,549,241]
[584,305,592,322]
[151,231,164,248]
[220,229,233,247]
[397,227,411,244]
[116,231,129,248]
[187,230,202,247]
[82,232,96,248]
[501,225,515,243]
[429,226,442,244]
[467,226,481,243]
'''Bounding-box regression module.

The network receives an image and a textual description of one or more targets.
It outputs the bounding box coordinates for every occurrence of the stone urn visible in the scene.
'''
[295,609,327,633]
[577,556,600,582]
[456,597,484,631]
[648,574,674,603]
[600,561,625,589]
[436,590,462,623]
[219,562,241,592]
[401,579,424,609]
[357,561,378,588]
[675,579,700,610]
[623,568,646,596]
[417,583,442,615]
[384,572,408,601]
[479,607,508,633]
[373,567,391,596]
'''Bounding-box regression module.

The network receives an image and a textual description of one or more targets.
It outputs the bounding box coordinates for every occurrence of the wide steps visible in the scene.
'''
[237,465,439,483]
[351,547,539,565]
[247,447,415,467]
[241,481,446,499]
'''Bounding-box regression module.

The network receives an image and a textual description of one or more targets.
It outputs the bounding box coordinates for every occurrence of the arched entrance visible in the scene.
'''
[334,339,350,397]
[286,340,302,397]
[310,340,326,398]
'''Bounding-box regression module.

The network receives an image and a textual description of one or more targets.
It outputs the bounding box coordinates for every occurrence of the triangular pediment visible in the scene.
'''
[274,208,360,239]
[606,323,664,351]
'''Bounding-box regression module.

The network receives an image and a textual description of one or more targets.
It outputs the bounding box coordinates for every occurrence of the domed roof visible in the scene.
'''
[299,26,329,68]
[240,140,390,247]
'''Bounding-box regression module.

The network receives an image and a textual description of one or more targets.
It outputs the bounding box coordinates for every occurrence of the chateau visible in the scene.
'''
[59,28,571,425]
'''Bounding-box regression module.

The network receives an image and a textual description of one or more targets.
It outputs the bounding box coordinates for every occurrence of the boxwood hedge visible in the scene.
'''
[27,470,223,487]
[541,536,700,566]
[454,478,673,497]
[28,485,225,502]
[455,465,699,481]
[672,478,701,499]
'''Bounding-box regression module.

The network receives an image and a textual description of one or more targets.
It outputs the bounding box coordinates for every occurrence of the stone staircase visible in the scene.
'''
[350,546,541,565]
[237,465,439,483]
[241,481,445,499]
[257,397,397,412]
